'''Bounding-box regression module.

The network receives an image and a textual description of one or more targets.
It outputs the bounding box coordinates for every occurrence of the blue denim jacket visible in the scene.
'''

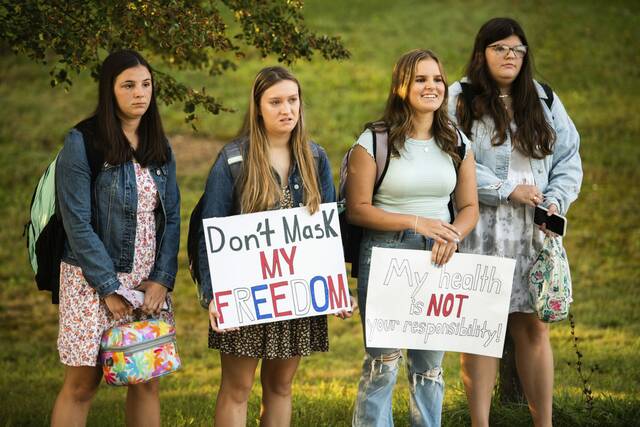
[197,138,336,306]
[448,79,583,215]
[56,129,181,297]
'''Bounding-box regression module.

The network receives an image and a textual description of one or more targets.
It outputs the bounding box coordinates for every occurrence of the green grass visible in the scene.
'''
[1,0,639,425]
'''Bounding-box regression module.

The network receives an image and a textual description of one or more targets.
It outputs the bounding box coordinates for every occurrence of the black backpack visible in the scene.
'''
[187,138,322,307]
[24,118,103,303]
[338,121,466,278]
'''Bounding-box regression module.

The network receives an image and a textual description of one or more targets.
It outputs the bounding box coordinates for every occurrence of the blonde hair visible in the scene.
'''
[237,66,321,214]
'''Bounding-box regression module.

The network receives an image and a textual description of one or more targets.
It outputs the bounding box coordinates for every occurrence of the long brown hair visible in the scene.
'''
[456,17,555,158]
[95,50,169,166]
[237,66,321,214]
[381,49,461,165]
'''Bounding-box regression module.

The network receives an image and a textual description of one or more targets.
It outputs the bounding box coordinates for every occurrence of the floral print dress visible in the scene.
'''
[57,162,174,367]
[461,148,545,313]
[208,185,329,359]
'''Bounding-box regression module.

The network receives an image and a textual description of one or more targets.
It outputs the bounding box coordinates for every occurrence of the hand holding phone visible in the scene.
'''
[534,205,567,236]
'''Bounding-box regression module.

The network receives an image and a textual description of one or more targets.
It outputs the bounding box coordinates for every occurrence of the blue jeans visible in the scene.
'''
[353,230,444,427]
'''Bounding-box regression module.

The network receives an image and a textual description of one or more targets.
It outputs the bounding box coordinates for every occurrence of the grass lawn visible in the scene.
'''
[1,0,639,425]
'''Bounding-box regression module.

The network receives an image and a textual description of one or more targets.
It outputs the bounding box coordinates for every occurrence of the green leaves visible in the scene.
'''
[223,0,350,63]
[0,0,349,125]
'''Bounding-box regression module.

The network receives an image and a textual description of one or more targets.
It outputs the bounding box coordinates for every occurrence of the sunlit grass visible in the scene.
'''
[1,0,639,425]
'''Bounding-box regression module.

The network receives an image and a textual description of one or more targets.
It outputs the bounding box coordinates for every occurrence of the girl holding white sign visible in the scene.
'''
[448,18,582,427]
[196,66,351,426]
[346,49,479,426]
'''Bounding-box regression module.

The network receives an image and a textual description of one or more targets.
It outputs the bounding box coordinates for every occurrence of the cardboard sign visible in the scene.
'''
[202,202,350,329]
[365,247,515,357]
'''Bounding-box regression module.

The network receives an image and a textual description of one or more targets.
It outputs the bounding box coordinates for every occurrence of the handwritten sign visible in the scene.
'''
[203,202,350,329]
[365,247,515,357]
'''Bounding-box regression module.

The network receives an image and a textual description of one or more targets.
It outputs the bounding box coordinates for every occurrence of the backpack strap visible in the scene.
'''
[223,138,245,184]
[364,121,391,196]
[539,82,554,111]
[73,116,104,185]
[448,127,466,222]
[459,81,475,112]
[219,138,245,213]
[454,127,466,173]
[84,140,103,184]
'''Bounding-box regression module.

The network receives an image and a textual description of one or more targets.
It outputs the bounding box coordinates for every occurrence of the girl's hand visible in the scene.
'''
[334,295,358,320]
[508,184,543,207]
[208,300,239,333]
[104,294,133,321]
[415,217,460,244]
[431,240,458,267]
[137,280,168,315]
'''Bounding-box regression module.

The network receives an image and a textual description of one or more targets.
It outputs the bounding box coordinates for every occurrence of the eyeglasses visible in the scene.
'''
[487,44,528,58]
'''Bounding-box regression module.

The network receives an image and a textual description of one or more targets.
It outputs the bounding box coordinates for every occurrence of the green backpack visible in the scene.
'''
[24,118,103,303]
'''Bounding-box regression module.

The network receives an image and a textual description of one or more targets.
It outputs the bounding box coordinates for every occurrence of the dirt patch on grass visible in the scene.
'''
[170,133,225,177]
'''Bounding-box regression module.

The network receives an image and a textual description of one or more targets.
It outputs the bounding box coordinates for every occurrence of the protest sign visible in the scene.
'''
[202,202,350,329]
[365,247,515,357]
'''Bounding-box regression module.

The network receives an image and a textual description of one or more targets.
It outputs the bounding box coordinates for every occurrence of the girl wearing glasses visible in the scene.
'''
[448,17,582,426]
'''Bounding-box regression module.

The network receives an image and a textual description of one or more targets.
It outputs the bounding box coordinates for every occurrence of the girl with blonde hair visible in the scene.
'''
[196,66,349,426]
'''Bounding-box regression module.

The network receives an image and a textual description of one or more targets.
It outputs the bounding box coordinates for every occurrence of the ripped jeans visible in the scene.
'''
[353,230,444,427]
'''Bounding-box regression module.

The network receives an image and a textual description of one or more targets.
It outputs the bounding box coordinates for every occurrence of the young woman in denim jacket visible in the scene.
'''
[347,49,479,427]
[448,18,582,427]
[51,50,180,427]
[197,66,351,426]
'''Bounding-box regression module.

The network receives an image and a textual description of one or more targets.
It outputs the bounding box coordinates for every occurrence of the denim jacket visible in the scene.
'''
[448,79,583,215]
[197,138,336,306]
[56,128,181,297]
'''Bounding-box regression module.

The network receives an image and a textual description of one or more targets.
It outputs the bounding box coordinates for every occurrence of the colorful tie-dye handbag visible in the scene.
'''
[99,319,181,386]
[528,236,573,323]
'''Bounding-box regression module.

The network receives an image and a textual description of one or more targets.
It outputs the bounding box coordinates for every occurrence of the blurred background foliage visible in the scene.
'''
[0,0,638,425]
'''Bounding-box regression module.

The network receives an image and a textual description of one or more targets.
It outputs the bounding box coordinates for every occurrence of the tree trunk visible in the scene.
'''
[497,327,526,403]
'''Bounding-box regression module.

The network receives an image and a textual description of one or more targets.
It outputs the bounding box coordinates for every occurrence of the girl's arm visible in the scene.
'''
[431,149,479,266]
[56,130,122,297]
[142,146,181,314]
[148,146,181,289]
[543,94,583,215]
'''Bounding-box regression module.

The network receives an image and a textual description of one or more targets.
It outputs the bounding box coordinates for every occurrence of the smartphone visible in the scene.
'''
[534,205,567,236]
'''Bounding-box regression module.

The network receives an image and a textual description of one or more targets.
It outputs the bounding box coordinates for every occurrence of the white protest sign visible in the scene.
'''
[365,247,515,357]
[202,202,350,329]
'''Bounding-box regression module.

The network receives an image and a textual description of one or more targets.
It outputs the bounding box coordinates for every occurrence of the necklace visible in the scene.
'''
[498,93,511,98]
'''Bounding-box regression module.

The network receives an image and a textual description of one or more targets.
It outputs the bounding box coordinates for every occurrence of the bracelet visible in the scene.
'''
[413,214,418,232]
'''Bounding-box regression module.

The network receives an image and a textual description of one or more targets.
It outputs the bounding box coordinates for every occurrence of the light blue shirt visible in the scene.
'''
[448,79,582,215]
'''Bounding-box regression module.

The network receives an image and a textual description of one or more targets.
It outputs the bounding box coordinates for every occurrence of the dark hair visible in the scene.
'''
[381,49,460,165]
[456,17,554,158]
[95,50,169,166]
